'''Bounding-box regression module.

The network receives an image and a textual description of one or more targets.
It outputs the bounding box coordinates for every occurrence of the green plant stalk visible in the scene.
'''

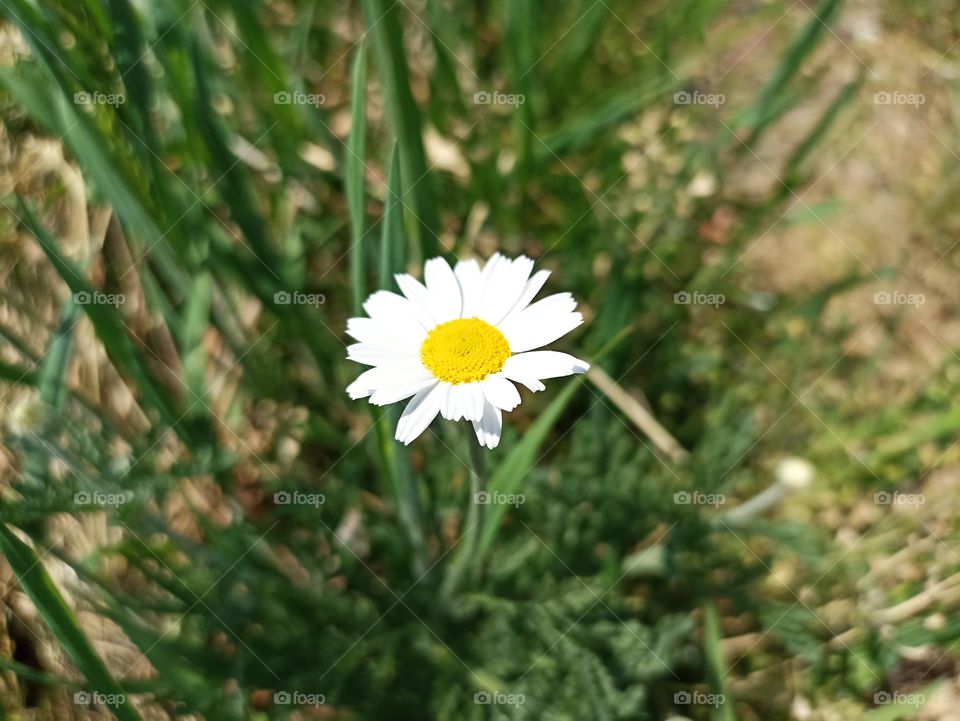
[441,424,488,596]
[374,406,426,575]
[703,603,736,721]
[445,325,637,581]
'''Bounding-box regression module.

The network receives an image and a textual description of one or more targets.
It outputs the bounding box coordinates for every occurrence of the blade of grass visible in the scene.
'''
[18,198,184,435]
[0,524,142,721]
[347,40,368,315]
[703,603,736,721]
[360,0,438,263]
[736,0,843,147]
[371,146,425,574]
[782,75,862,183]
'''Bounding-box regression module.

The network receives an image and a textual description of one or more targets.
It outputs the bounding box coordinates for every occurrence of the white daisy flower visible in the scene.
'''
[346,254,589,448]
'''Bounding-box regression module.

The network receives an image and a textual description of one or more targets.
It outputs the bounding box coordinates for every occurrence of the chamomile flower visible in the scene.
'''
[346,254,589,448]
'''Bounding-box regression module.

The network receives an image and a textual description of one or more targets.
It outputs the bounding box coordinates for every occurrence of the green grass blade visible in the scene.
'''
[371,144,424,573]
[360,0,438,262]
[180,272,211,406]
[379,143,405,283]
[478,378,583,561]
[347,40,368,315]
[0,525,142,721]
[17,199,183,435]
[703,603,736,721]
[738,0,843,144]
[782,76,862,183]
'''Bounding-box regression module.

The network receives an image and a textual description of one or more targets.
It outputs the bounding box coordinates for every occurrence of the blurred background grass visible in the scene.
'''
[1,0,960,719]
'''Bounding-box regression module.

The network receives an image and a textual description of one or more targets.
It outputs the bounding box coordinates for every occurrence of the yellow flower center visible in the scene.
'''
[420,318,511,385]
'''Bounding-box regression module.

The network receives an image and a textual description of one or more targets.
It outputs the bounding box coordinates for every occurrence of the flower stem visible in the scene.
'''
[442,424,486,595]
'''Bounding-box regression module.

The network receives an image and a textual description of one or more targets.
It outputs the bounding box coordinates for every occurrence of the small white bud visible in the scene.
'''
[776,457,815,490]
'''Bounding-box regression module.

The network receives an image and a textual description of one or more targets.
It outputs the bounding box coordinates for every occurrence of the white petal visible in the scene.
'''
[346,366,382,399]
[345,317,426,350]
[499,269,550,322]
[346,343,421,367]
[463,383,485,422]
[348,364,434,402]
[424,257,462,322]
[442,384,463,421]
[477,255,534,326]
[368,369,437,406]
[480,374,522,412]
[395,382,446,445]
[471,402,502,449]
[363,290,417,323]
[454,259,482,317]
[439,383,485,422]
[470,253,504,316]
[502,351,589,382]
[497,292,583,353]
[395,274,438,329]
[499,372,545,393]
